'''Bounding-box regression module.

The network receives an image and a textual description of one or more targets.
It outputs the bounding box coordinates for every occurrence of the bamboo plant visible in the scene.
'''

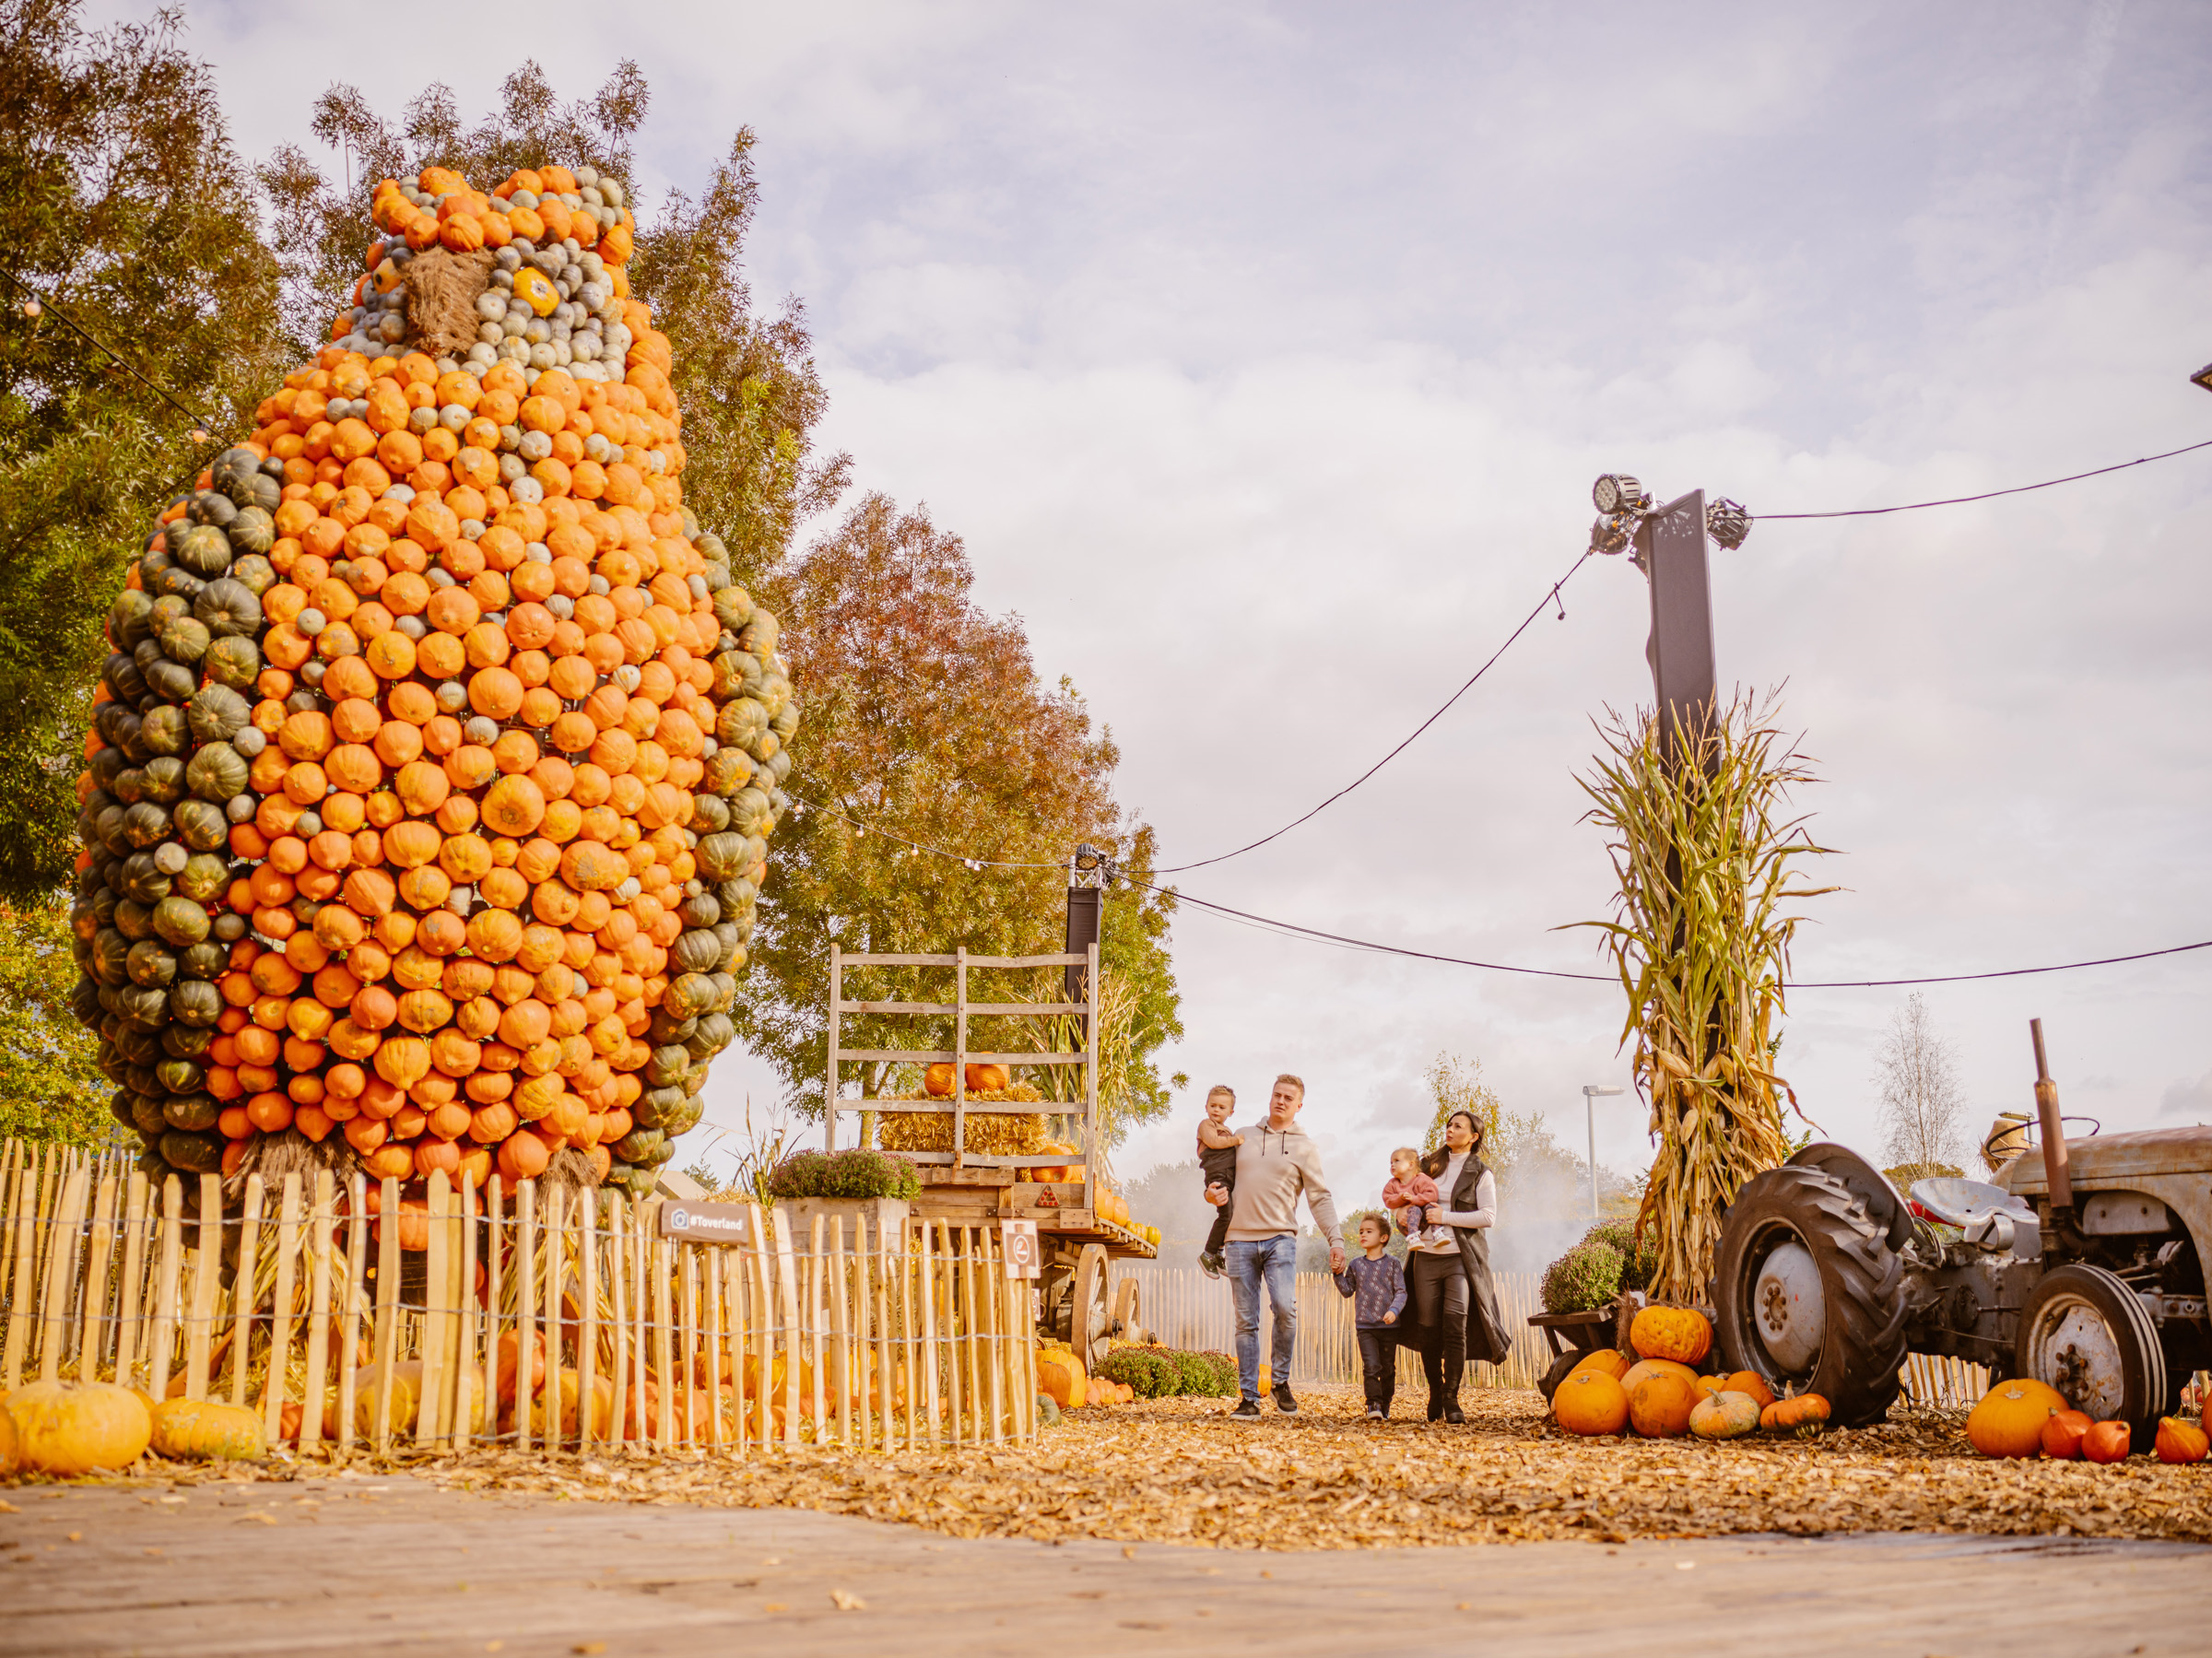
[1572,689,1836,1304]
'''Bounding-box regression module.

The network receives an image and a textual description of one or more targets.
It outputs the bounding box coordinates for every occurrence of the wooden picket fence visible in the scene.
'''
[0,1138,1036,1454]
[1112,1264,1549,1392]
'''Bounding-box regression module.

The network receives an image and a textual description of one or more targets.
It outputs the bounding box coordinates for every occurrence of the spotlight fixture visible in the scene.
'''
[1073,843,1103,873]
[1705,498,1753,550]
[1592,474,1649,515]
[1588,512,1638,556]
[20,298,40,319]
[2193,360,2212,395]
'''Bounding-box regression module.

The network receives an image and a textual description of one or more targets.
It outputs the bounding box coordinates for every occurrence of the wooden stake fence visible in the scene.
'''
[0,1139,1034,1455]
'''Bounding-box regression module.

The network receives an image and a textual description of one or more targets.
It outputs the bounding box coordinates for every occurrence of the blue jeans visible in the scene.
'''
[1226,1235,1298,1401]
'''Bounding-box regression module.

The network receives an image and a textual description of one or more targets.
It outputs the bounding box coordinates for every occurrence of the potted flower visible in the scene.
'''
[766,1148,920,1255]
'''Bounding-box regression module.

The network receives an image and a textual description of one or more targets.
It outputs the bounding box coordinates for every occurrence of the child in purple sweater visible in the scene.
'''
[1332,1214,1408,1418]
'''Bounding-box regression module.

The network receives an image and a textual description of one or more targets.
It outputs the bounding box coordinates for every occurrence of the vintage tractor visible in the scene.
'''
[1712,1022,2210,1447]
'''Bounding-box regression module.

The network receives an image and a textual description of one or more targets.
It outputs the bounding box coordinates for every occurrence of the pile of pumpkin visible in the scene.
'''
[1551,1305,1831,1440]
[70,159,796,1203]
[1,1379,277,1476]
[1035,1340,1135,1411]
[1965,1377,2208,1464]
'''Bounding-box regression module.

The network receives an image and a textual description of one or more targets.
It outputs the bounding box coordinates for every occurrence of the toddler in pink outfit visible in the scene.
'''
[1382,1146,1441,1241]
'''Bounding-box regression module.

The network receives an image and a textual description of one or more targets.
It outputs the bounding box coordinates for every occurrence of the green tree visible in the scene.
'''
[742,493,1182,1130]
[0,899,109,1146]
[0,0,287,902]
[253,60,845,573]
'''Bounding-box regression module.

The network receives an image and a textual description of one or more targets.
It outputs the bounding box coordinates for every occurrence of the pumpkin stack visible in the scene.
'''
[70,162,797,1201]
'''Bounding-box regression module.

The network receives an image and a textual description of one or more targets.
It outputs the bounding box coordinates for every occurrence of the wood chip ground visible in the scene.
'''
[16,1385,2209,1548]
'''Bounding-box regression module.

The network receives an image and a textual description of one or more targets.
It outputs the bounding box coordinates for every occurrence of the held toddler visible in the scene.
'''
[1382,1146,1441,1244]
[1195,1085,1242,1277]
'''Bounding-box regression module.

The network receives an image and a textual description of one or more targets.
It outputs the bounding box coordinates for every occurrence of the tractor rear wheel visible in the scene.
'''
[1713,1164,1909,1428]
[2016,1264,2169,1452]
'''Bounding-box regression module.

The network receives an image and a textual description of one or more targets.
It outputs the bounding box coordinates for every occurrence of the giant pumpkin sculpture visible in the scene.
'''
[71,163,795,1201]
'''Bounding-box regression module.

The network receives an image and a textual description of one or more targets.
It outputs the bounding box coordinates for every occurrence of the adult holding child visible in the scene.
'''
[1404,1108,1512,1423]
[1203,1073,1344,1417]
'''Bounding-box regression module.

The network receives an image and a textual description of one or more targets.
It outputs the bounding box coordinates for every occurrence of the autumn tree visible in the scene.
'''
[0,899,108,1146]
[1877,993,1967,1182]
[743,493,1182,1132]
[0,0,287,902]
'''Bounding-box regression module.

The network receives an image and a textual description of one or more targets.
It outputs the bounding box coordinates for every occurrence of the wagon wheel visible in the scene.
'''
[1071,1243,1112,1371]
[1112,1276,1142,1345]
[1538,1349,1583,1404]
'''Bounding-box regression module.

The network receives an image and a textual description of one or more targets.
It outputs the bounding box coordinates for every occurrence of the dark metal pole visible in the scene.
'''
[1637,488,1718,757]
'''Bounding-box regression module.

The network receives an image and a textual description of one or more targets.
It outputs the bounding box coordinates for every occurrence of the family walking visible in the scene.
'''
[1198,1076,1511,1422]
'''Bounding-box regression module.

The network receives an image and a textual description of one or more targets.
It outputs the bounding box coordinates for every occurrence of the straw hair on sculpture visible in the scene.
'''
[1573,688,1836,1305]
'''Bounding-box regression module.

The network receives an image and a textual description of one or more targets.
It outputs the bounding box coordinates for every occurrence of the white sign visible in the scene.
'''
[1000,1218,1041,1279]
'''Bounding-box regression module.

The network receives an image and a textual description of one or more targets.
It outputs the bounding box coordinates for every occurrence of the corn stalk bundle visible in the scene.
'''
[1572,689,1836,1304]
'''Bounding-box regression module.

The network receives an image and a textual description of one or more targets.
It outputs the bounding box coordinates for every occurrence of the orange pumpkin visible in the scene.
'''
[2082,1419,2133,1464]
[1968,1379,2065,1458]
[1759,1393,1830,1438]
[1552,1370,1630,1436]
[1720,1370,1775,1410]
[2155,1417,2208,1464]
[1629,1305,1712,1366]
[2041,1407,2093,1460]
[1627,1370,1699,1438]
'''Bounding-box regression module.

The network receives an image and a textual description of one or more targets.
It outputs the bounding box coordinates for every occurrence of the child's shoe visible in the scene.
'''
[1199,1251,1224,1278]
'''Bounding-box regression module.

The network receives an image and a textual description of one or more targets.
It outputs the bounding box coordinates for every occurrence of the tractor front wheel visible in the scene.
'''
[1713,1163,1909,1428]
[2016,1264,2169,1452]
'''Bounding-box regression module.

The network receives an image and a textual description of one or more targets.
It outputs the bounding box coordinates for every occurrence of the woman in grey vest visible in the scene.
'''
[1405,1109,1512,1421]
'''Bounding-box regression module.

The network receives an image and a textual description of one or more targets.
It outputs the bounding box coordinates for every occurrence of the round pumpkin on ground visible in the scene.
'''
[1552,1370,1630,1436]
[2041,1408,2092,1460]
[1721,1370,1775,1409]
[1619,1357,1699,1396]
[2154,1417,2208,1464]
[1568,1347,1631,1382]
[6,1379,152,1475]
[2082,1419,2133,1464]
[1967,1378,2066,1458]
[1629,1304,1712,1366]
[1688,1390,1762,1440]
[1627,1370,1700,1438]
[148,1396,267,1463]
[1759,1393,1831,1438]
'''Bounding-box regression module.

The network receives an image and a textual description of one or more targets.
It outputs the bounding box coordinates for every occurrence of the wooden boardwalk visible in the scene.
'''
[1,1474,2202,1657]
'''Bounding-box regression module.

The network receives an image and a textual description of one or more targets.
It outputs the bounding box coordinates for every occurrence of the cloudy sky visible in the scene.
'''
[156,0,2211,1210]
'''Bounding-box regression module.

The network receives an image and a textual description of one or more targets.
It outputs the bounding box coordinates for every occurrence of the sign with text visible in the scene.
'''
[656,1199,758,1244]
[1000,1217,1041,1279]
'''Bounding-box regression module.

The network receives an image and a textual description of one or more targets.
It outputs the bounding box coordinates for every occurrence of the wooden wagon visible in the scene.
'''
[826,945,1155,1370]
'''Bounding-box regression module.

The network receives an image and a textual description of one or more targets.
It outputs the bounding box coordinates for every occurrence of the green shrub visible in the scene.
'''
[1541,1240,1625,1313]
[764,1147,920,1202]
[1096,1345,1238,1398]
[1577,1217,1654,1291]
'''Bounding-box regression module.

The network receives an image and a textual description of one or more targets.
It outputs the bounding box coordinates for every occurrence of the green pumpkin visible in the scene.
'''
[644,1043,692,1088]
[125,940,177,988]
[139,756,186,805]
[151,896,210,948]
[694,831,749,882]
[226,505,275,555]
[115,982,169,1029]
[771,697,800,741]
[90,929,134,984]
[173,853,229,903]
[110,588,156,650]
[194,580,263,641]
[138,709,188,760]
[168,977,221,1027]
[171,523,233,578]
[176,941,227,981]
[632,1085,688,1129]
[171,798,229,852]
[727,786,770,833]
[158,615,211,665]
[677,890,719,928]
[764,748,791,785]
[131,1095,168,1136]
[612,1125,665,1165]
[203,634,261,689]
[159,1019,216,1057]
[155,1057,205,1095]
[669,929,723,975]
[210,446,263,503]
[186,684,252,744]
[185,744,249,804]
[121,806,172,856]
[228,555,276,597]
[139,656,194,705]
[687,1011,735,1059]
[696,531,729,565]
[112,899,155,943]
[159,1129,222,1174]
[662,972,720,1020]
[735,613,779,657]
[103,652,148,702]
[711,585,754,632]
[713,698,767,751]
[710,650,763,700]
[701,747,754,794]
[657,1093,704,1136]
[687,794,730,834]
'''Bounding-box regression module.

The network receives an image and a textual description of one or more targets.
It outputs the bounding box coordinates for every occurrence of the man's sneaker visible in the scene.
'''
[1198,1251,1225,1279]
[1228,1398,1262,1419]
[1365,1405,1386,1420]
[1273,1384,1300,1415]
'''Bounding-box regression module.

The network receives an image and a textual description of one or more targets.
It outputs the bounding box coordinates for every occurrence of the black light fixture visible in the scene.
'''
[1705,498,1753,550]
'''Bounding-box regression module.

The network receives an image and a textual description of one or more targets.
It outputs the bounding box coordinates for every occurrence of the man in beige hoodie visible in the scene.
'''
[1203,1074,1343,1416]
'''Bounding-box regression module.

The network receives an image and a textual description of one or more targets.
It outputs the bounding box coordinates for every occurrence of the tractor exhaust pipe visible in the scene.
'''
[2030,1017,2072,1210]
